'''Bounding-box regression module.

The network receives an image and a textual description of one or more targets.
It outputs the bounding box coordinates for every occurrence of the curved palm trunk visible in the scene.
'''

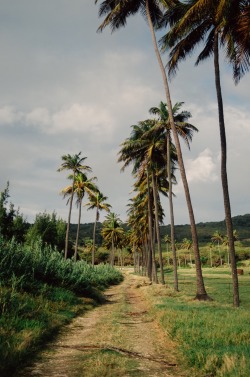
[167,134,179,291]
[92,207,98,266]
[146,0,208,299]
[214,33,239,307]
[74,197,82,262]
[65,173,76,259]
[152,169,165,284]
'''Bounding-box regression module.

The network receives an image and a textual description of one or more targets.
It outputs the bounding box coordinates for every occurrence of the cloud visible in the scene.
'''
[186,148,219,183]
[0,106,22,124]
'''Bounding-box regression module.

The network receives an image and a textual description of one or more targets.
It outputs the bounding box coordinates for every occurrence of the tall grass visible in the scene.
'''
[0,236,123,294]
[0,236,123,375]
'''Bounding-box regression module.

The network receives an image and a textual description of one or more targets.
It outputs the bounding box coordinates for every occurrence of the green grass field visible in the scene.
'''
[151,265,250,377]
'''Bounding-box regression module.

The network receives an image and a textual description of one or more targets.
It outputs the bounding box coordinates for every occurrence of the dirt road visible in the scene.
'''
[17,270,188,377]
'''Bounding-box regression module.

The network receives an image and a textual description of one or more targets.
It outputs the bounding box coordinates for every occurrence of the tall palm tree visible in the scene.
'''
[160,0,244,306]
[86,191,112,265]
[57,153,91,259]
[149,101,198,291]
[119,119,167,283]
[95,0,209,300]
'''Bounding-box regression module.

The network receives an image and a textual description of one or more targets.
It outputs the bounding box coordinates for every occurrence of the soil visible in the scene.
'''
[17,269,188,377]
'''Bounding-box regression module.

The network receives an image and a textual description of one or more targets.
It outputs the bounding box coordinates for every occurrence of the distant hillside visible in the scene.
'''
[70,214,250,246]
[160,214,250,244]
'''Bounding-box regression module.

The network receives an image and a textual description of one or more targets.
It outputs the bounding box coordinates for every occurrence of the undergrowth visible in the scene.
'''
[0,236,123,375]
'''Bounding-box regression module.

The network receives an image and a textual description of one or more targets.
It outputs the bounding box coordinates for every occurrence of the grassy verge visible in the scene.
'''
[0,237,123,375]
[146,267,250,377]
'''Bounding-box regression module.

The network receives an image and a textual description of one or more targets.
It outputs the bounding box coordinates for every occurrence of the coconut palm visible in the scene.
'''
[127,185,153,277]
[86,191,112,265]
[219,1,250,83]
[95,0,209,300]
[101,212,125,266]
[58,153,92,259]
[160,0,246,306]
[61,172,97,261]
[149,101,198,291]
[119,119,167,284]
[211,231,223,266]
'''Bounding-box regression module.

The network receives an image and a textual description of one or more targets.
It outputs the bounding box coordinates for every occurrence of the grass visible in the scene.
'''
[0,237,123,375]
[65,350,139,377]
[148,266,250,377]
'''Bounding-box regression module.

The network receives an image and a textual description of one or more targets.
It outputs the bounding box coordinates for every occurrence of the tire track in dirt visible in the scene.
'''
[17,270,188,377]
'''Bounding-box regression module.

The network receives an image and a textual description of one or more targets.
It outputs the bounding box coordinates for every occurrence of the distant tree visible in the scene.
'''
[0,182,14,238]
[0,182,28,241]
[101,212,125,266]
[12,210,29,243]
[62,172,97,262]
[211,231,223,266]
[164,234,171,265]
[58,152,91,259]
[86,190,111,265]
[26,212,66,251]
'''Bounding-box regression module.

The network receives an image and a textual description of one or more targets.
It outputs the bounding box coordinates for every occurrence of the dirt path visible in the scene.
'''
[17,270,188,377]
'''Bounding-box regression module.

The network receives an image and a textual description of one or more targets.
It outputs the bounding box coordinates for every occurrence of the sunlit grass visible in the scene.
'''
[151,267,250,377]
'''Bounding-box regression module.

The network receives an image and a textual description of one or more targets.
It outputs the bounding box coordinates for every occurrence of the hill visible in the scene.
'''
[160,214,250,244]
[70,214,250,246]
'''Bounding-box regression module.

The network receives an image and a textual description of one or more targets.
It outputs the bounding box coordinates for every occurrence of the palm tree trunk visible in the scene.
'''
[110,236,115,266]
[145,0,208,299]
[92,208,98,266]
[65,173,75,259]
[152,169,165,284]
[214,32,239,307]
[74,197,82,262]
[146,168,157,282]
[167,134,179,291]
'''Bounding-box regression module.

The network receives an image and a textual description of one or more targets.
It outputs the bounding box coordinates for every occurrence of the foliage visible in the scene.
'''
[25,211,66,251]
[0,182,29,242]
[0,236,123,375]
[0,237,123,295]
[160,214,250,245]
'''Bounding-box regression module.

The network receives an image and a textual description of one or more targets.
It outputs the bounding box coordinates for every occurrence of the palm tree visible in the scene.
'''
[86,191,112,265]
[119,119,167,284]
[182,237,193,267]
[211,231,223,266]
[160,0,246,306]
[149,101,198,290]
[223,229,239,265]
[127,185,153,277]
[95,0,209,300]
[101,212,125,266]
[61,172,97,261]
[219,1,250,83]
[57,153,91,259]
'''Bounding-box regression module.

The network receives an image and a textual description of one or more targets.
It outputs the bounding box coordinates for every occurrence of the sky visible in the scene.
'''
[0,0,249,226]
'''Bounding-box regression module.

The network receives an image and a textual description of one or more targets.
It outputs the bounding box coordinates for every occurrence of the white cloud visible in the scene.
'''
[186,148,219,183]
[0,0,249,226]
[0,106,22,124]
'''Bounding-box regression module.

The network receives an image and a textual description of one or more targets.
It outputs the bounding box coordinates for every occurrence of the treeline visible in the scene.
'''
[0,182,124,375]
[72,214,250,247]
[160,214,250,245]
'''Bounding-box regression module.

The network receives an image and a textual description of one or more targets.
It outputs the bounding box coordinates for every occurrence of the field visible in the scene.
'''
[147,264,250,377]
